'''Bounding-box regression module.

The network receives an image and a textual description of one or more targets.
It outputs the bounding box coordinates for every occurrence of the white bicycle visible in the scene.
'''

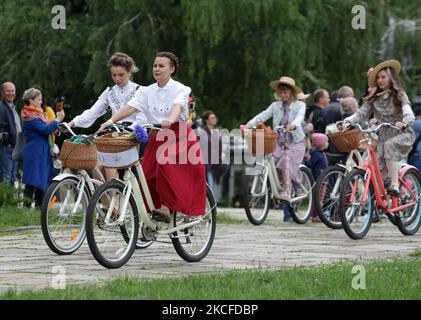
[314,149,363,229]
[85,124,217,269]
[41,123,152,255]
[243,126,315,225]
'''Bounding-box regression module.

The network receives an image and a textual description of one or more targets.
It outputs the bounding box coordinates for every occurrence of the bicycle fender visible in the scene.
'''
[399,164,418,176]
[52,173,80,182]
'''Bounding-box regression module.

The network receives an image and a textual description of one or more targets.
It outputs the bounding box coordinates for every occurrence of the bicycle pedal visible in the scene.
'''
[140,227,155,242]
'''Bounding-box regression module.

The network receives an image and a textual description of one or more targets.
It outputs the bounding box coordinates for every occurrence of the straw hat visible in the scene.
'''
[297,92,310,101]
[368,60,401,88]
[270,76,301,95]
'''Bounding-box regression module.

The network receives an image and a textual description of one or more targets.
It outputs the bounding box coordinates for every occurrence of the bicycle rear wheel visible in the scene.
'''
[243,168,270,225]
[395,168,421,235]
[290,166,314,224]
[86,180,139,269]
[172,185,217,262]
[339,169,374,240]
[314,165,346,229]
[41,177,88,255]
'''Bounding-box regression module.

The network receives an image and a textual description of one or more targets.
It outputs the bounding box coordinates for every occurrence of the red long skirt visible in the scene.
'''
[141,122,207,216]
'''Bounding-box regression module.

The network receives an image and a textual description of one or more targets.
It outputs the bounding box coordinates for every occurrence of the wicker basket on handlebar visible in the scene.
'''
[59,140,98,170]
[245,129,278,155]
[329,129,378,152]
[94,132,139,153]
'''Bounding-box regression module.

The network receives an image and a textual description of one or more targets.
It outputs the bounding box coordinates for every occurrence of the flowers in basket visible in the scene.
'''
[130,124,149,143]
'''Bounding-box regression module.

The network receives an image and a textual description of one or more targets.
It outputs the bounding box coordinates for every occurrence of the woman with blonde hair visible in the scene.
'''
[21,88,65,207]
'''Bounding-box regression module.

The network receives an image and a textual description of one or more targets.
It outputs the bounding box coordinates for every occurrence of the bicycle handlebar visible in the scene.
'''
[142,123,163,131]
[352,122,402,134]
[274,125,288,133]
[58,122,77,137]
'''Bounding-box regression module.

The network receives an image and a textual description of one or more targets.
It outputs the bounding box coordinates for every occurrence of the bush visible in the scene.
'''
[0,182,28,207]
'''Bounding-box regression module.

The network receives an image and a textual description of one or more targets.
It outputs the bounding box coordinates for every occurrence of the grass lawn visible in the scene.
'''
[2,257,421,300]
[0,207,40,229]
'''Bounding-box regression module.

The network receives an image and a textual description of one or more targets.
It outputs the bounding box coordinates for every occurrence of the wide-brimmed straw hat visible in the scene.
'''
[368,60,401,88]
[270,76,302,95]
[297,92,310,101]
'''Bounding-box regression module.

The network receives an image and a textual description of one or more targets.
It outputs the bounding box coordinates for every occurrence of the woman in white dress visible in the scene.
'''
[67,52,146,179]
[99,52,207,223]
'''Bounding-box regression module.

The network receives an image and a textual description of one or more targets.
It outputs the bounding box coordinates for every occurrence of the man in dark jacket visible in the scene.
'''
[307,89,330,133]
[0,82,20,185]
[321,86,355,165]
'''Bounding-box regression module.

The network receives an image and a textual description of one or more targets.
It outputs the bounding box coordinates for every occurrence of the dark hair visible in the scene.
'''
[313,89,328,103]
[156,52,179,76]
[202,110,215,126]
[108,52,139,74]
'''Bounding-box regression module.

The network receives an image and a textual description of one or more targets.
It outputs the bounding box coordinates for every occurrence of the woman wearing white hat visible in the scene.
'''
[244,76,307,206]
[343,60,415,195]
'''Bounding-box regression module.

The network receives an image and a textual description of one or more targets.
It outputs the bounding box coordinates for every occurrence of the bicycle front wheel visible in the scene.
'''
[41,177,89,255]
[243,169,270,225]
[86,180,139,269]
[172,185,217,262]
[395,167,421,236]
[314,165,346,229]
[290,166,315,224]
[339,169,374,240]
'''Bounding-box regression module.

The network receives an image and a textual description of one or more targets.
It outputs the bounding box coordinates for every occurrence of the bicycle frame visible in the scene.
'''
[354,145,418,214]
[52,168,104,217]
[104,161,213,236]
[327,150,363,200]
[251,155,311,204]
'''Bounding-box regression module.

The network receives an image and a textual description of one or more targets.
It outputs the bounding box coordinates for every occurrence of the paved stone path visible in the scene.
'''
[1,208,421,293]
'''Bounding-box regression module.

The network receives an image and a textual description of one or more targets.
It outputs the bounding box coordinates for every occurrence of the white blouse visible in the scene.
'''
[127,78,191,124]
[72,80,146,128]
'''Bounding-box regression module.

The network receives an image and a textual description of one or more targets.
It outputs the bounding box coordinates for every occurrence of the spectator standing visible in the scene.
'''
[201,111,223,193]
[0,82,20,186]
[21,88,65,207]
[408,106,421,172]
[321,86,355,165]
[307,89,330,133]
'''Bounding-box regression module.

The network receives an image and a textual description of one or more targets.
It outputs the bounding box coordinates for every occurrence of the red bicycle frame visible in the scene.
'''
[354,145,418,215]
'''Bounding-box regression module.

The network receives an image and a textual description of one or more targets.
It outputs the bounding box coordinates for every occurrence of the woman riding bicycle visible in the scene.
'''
[243,76,306,207]
[67,52,147,180]
[99,51,206,224]
[342,60,415,196]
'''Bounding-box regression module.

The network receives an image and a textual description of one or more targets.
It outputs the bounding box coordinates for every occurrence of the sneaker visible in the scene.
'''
[279,191,291,203]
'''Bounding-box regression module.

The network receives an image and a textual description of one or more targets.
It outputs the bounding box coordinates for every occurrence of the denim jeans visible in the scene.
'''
[206,170,217,193]
[0,145,18,186]
[282,203,292,221]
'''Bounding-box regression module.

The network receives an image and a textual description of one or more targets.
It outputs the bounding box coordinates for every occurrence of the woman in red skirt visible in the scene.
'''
[99,52,206,223]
